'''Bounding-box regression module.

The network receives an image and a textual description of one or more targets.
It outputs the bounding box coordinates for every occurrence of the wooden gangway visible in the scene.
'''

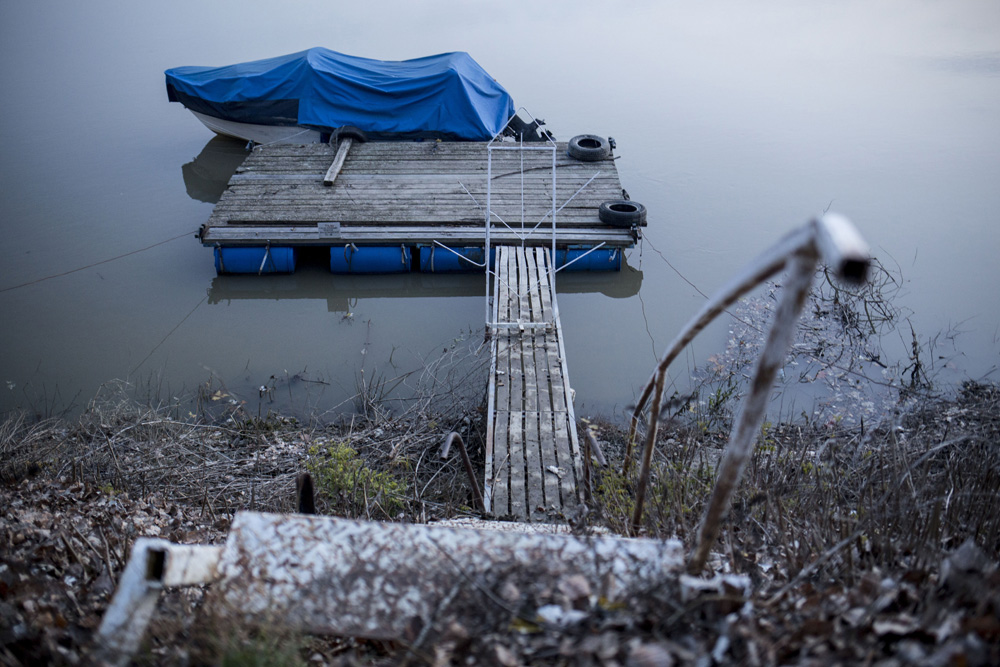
[485,245,583,519]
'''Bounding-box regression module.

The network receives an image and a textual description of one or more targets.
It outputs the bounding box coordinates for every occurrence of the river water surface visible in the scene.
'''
[1,1,998,420]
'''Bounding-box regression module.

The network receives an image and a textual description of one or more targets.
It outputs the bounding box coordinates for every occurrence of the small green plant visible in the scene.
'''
[758,420,777,452]
[219,634,306,667]
[307,442,407,519]
[593,466,638,534]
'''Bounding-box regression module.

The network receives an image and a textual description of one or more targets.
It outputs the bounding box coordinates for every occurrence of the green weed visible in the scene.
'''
[307,442,408,519]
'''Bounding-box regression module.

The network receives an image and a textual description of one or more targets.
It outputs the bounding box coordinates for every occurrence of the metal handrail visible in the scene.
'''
[478,110,615,331]
[485,109,558,330]
[623,213,870,573]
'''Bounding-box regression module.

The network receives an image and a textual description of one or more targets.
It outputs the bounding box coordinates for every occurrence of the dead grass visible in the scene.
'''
[2,357,998,665]
[583,381,1000,664]
[592,381,1000,566]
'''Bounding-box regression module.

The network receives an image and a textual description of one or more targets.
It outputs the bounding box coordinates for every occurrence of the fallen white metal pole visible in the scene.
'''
[95,539,222,666]
[212,512,685,640]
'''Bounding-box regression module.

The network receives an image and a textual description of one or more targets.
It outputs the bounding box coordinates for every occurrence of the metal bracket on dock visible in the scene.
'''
[489,320,552,333]
[318,221,342,239]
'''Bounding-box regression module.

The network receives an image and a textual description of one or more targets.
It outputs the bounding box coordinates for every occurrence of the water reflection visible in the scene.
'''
[207,261,643,312]
[181,136,250,203]
[933,52,1000,77]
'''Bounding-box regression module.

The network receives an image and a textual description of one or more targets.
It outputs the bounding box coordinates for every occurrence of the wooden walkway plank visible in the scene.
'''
[519,250,538,414]
[513,248,545,513]
[523,409,543,512]
[492,248,513,516]
[486,245,582,519]
[533,252,564,506]
[491,405,509,516]
[552,412,578,505]
[507,410,526,518]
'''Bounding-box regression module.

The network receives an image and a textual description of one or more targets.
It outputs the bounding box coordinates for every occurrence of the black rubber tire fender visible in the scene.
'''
[334,125,367,143]
[599,199,646,227]
[567,134,610,161]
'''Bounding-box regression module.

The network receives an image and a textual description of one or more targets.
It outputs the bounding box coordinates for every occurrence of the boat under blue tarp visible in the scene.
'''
[165,48,516,141]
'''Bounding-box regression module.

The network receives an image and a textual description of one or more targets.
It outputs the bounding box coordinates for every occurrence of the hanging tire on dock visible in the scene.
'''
[599,199,646,227]
[332,125,367,143]
[567,134,610,161]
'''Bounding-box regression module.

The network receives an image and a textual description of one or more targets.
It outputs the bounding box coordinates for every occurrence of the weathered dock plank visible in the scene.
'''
[508,411,526,518]
[526,248,564,506]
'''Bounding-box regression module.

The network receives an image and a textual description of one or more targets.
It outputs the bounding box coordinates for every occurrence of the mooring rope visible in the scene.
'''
[0,231,194,294]
[250,127,314,148]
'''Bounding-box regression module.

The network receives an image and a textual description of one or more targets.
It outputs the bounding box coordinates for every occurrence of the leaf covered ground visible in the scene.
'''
[1,383,998,665]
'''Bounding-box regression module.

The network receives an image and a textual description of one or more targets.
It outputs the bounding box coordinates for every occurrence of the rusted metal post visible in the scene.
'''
[583,424,608,468]
[441,432,485,513]
[627,226,814,533]
[581,424,608,503]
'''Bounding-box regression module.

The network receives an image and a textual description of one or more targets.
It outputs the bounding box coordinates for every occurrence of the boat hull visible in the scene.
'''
[190,111,322,145]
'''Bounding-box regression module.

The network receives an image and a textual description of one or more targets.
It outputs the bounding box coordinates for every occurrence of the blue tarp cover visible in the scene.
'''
[165,48,515,141]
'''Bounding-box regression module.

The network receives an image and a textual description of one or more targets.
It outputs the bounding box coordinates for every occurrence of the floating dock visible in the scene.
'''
[197,136,642,519]
[198,139,641,273]
[485,246,582,519]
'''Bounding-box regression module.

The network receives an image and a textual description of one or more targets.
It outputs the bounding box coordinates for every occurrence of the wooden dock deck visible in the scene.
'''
[199,140,639,249]
[485,245,583,519]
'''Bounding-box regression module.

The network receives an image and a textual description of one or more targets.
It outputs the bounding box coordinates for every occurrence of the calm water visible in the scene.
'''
[2,1,998,420]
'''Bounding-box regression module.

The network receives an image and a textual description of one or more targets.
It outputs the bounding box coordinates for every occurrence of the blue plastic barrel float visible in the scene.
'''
[330,245,412,274]
[419,246,494,273]
[214,246,297,274]
[555,246,621,271]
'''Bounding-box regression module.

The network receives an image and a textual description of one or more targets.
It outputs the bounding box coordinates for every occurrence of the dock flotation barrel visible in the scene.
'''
[556,246,622,271]
[419,246,493,273]
[214,246,296,274]
[330,245,412,274]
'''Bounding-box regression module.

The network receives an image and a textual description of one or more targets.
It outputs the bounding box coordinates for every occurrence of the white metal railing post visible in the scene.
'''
[621,214,870,573]
[551,138,557,295]
[485,141,494,328]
